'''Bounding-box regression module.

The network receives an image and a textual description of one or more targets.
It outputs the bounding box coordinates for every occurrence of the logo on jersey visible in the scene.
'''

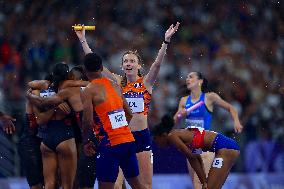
[133,83,143,88]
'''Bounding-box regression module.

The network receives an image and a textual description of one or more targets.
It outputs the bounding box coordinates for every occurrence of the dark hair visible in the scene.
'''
[84,53,103,72]
[195,72,209,93]
[44,73,53,82]
[52,63,69,92]
[121,50,143,87]
[70,65,88,81]
[151,114,174,136]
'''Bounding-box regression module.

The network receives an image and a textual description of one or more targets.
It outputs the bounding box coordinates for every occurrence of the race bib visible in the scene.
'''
[108,109,128,129]
[40,90,55,98]
[126,97,144,113]
[212,158,223,168]
[186,118,204,128]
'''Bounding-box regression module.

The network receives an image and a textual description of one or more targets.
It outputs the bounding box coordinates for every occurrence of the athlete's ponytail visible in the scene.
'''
[196,72,209,93]
[52,63,69,92]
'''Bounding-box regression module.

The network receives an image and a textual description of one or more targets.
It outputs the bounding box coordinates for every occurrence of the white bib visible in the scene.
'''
[186,118,204,128]
[212,157,223,168]
[126,97,144,113]
[40,91,55,98]
[108,110,128,129]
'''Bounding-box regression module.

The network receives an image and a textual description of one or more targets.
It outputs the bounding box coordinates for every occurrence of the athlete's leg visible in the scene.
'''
[99,182,115,189]
[114,167,125,189]
[41,143,58,189]
[136,151,153,189]
[187,151,215,189]
[57,138,77,189]
[125,177,146,189]
[206,149,239,189]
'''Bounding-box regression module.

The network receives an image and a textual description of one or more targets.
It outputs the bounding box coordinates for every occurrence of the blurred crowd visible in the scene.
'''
[0,0,283,174]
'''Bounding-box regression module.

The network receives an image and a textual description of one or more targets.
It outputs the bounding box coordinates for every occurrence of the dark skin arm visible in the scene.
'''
[30,90,56,125]
[60,80,89,89]
[26,88,70,108]
[168,131,207,184]
[81,85,96,156]
[28,80,50,90]
[0,111,16,134]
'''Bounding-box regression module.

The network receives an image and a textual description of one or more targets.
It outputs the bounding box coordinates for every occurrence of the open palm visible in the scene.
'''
[165,22,180,42]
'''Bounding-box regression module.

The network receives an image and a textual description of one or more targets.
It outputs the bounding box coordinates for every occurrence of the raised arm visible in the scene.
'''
[207,92,243,133]
[74,25,93,55]
[168,132,207,185]
[143,22,180,89]
[74,25,122,84]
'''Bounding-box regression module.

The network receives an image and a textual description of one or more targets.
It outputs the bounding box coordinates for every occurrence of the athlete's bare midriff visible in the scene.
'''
[128,114,148,131]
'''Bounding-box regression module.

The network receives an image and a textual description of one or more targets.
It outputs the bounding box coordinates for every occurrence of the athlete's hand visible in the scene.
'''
[74,24,86,41]
[83,141,96,156]
[234,121,243,133]
[0,114,16,134]
[165,22,180,42]
[57,102,71,115]
[173,108,187,123]
[26,88,33,99]
[202,182,208,189]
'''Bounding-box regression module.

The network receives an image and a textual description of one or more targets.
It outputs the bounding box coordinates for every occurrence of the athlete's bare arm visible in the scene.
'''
[207,92,243,133]
[74,26,122,84]
[173,96,187,123]
[143,22,180,91]
[81,84,97,156]
[168,130,207,185]
[0,111,16,134]
[28,80,50,90]
[60,80,89,89]
[26,88,72,108]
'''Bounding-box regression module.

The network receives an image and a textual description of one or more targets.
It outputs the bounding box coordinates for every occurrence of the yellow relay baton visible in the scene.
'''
[72,25,96,31]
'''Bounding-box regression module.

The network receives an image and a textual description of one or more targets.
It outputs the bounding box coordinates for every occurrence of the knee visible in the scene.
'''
[45,181,56,189]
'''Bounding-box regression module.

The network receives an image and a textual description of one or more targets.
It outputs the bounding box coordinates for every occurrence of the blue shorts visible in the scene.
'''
[132,128,152,153]
[42,119,74,152]
[18,135,43,187]
[211,133,240,152]
[96,142,139,182]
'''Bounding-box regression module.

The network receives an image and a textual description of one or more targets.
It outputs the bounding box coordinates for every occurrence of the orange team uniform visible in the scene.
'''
[91,78,134,147]
[121,76,153,153]
[122,77,152,115]
[90,78,139,182]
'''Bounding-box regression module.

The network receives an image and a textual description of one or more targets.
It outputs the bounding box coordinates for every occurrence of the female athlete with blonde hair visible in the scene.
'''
[75,22,179,189]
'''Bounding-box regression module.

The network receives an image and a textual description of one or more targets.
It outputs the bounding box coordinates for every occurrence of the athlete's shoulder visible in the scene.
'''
[206,92,220,101]
[180,95,189,103]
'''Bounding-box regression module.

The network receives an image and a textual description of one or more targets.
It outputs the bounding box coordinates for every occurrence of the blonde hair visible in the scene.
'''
[121,50,143,87]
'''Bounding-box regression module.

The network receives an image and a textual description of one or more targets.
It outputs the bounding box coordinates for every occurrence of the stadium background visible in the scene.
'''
[0,1,283,188]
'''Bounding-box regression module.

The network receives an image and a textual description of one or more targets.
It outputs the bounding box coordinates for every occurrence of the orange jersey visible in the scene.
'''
[122,77,152,115]
[91,78,134,147]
